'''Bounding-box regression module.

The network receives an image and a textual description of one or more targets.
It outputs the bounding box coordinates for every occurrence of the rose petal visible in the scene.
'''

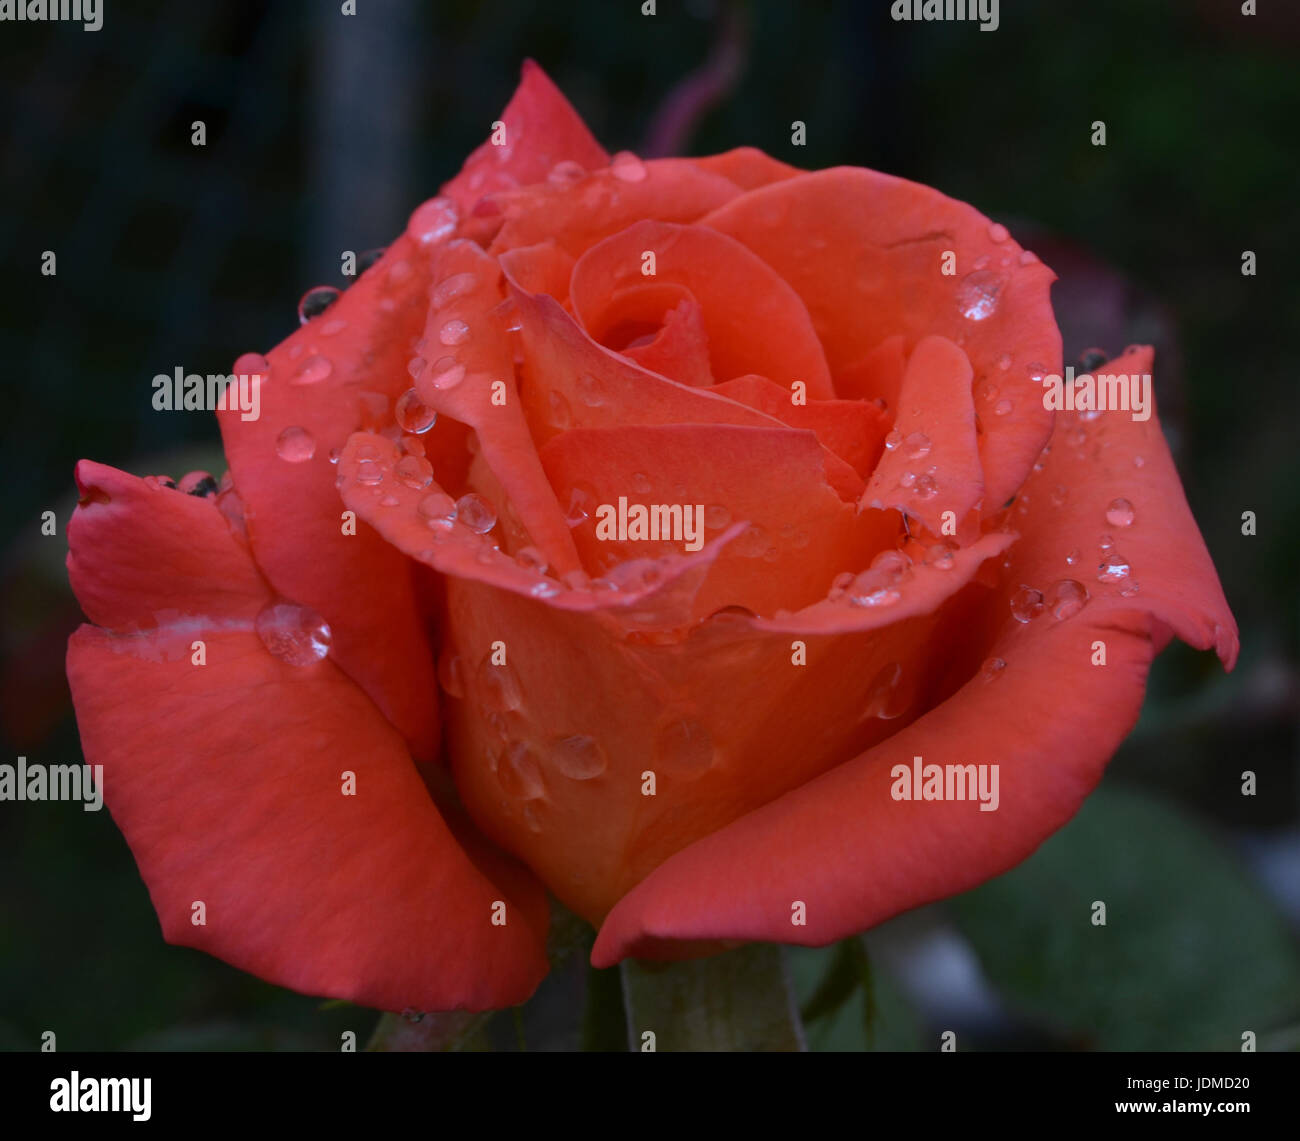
[703,167,1061,508]
[621,298,716,388]
[690,146,803,190]
[570,220,834,396]
[216,235,440,760]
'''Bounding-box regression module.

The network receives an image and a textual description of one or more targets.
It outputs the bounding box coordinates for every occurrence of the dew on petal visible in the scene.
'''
[457,493,497,534]
[988,222,1009,243]
[1097,551,1132,584]
[704,503,731,530]
[297,286,341,324]
[417,491,457,531]
[394,455,433,490]
[437,651,465,698]
[1105,497,1135,528]
[255,602,331,665]
[904,431,931,459]
[478,655,522,713]
[395,388,437,434]
[439,319,471,346]
[981,656,1006,681]
[1010,585,1045,622]
[549,389,572,429]
[406,196,458,245]
[547,160,587,188]
[884,429,903,451]
[653,717,715,776]
[291,355,333,385]
[550,734,607,780]
[275,426,316,462]
[1047,579,1090,620]
[517,546,549,575]
[610,150,647,182]
[956,269,1005,321]
[498,740,544,801]
[427,357,466,390]
[432,272,478,308]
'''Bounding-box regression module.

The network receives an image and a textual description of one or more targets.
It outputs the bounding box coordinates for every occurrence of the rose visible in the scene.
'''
[66,62,1236,1013]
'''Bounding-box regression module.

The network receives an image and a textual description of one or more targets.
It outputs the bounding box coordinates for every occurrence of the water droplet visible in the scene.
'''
[379,494,400,507]
[478,655,522,713]
[884,429,903,450]
[418,491,457,531]
[548,389,572,429]
[704,503,731,530]
[1047,579,1090,620]
[394,455,433,490]
[1050,484,1068,507]
[610,151,647,182]
[356,247,386,274]
[457,493,497,534]
[396,388,437,433]
[981,657,1006,681]
[1097,552,1132,583]
[432,272,478,308]
[407,357,426,380]
[255,602,331,665]
[904,431,931,459]
[1025,361,1047,383]
[517,546,548,575]
[275,426,316,462]
[297,286,340,324]
[1119,579,1141,597]
[291,355,332,385]
[428,356,466,390]
[547,160,587,188]
[576,373,604,407]
[355,460,384,485]
[1098,532,1115,552]
[864,661,907,719]
[498,740,544,800]
[899,470,916,489]
[925,543,955,570]
[437,651,465,697]
[406,196,458,245]
[1133,455,1145,468]
[1105,497,1135,527]
[1066,547,1080,565]
[654,717,715,776]
[956,269,1005,321]
[988,222,1009,243]
[565,483,598,527]
[439,319,471,347]
[233,351,269,378]
[994,398,1013,416]
[997,353,1012,371]
[550,734,607,780]
[1018,249,1039,265]
[913,473,937,500]
[1010,585,1045,622]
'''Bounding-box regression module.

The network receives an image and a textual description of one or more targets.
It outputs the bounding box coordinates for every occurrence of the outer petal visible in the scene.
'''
[65,463,549,1011]
[592,347,1236,963]
[702,167,1062,509]
[439,59,609,217]
[217,235,439,760]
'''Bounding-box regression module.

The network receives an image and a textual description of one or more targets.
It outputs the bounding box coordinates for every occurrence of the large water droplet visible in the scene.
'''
[478,655,522,713]
[255,602,331,665]
[956,269,1006,321]
[439,319,471,346]
[550,734,608,780]
[576,373,604,407]
[291,355,332,385]
[432,272,478,308]
[1105,497,1135,528]
[406,196,458,245]
[654,717,715,776]
[298,286,340,324]
[904,432,931,459]
[427,356,467,390]
[980,656,1006,681]
[457,493,497,534]
[498,740,545,801]
[610,151,647,182]
[1010,585,1045,622]
[275,426,316,462]
[395,455,433,490]
[437,651,465,698]
[1097,551,1132,583]
[417,491,457,531]
[1047,579,1090,620]
[396,388,437,434]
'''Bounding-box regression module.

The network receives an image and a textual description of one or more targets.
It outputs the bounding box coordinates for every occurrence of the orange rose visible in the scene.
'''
[66,62,1236,1012]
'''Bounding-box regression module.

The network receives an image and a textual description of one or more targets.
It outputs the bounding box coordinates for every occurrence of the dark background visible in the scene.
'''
[1,0,1297,1050]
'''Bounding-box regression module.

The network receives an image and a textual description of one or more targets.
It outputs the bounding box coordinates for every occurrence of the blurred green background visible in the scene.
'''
[1,0,1296,1050]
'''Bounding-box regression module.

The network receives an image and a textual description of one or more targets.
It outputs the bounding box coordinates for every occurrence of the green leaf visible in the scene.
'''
[621,943,804,1051]
[787,940,924,1051]
[950,785,1300,1050]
